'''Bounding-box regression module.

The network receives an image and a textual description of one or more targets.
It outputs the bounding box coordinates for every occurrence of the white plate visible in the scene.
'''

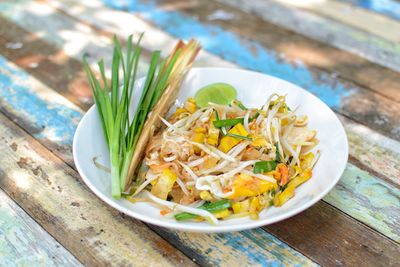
[73,67,348,233]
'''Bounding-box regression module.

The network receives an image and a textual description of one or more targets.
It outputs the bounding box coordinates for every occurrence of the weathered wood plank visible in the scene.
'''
[339,114,400,186]
[326,164,400,242]
[272,0,400,43]
[3,0,397,187]
[342,0,400,21]
[0,189,82,266]
[0,0,398,238]
[265,200,400,267]
[64,0,400,141]
[0,51,399,264]
[151,227,318,266]
[0,113,195,267]
[0,57,318,267]
[217,0,400,72]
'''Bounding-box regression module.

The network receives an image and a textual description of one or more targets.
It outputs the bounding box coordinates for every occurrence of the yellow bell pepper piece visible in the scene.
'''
[194,127,207,133]
[273,185,295,207]
[214,209,232,219]
[200,191,213,201]
[218,123,248,153]
[191,132,206,154]
[289,168,312,188]
[184,98,197,113]
[228,173,277,199]
[251,136,268,148]
[273,168,312,207]
[300,153,315,170]
[232,199,250,214]
[207,114,220,146]
[150,168,177,200]
[249,197,264,220]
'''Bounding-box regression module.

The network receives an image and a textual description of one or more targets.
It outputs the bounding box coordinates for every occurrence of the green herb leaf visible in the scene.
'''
[253,161,277,174]
[225,133,252,141]
[174,200,231,221]
[213,118,244,128]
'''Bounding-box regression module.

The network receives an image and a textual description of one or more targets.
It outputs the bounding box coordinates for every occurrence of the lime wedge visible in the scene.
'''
[194,83,237,108]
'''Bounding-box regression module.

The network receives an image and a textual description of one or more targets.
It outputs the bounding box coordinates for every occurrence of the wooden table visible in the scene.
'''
[1,0,399,266]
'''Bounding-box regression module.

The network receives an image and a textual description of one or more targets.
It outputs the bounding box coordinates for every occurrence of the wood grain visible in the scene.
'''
[0,112,195,267]
[278,0,400,43]
[73,0,400,141]
[0,55,318,267]
[41,0,400,184]
[265,201,400,267]
[0,189,82,266]
[0,1,399,240]
[217,0,400,72]
[1,47,399,263]
[153,0,400,104]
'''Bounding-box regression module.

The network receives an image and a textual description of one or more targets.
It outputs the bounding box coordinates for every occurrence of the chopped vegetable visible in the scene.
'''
[228,173,277,199]
[218,123,248,153]
[150,168,177,200]
[174,200,231,221]
[194,83,237,108]
[253,161,277,174]
[213,118,244,128]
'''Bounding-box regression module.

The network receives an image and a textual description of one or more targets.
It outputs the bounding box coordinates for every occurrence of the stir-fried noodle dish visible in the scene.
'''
[132,92,320,224]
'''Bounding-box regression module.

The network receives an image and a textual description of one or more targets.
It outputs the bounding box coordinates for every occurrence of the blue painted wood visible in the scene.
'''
[0,56,82,145]
[102,0,355,110]
[0,55,318,266]
[342,0,400,21]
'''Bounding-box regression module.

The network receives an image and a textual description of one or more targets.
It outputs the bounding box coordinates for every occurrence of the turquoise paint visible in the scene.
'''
[102,0,355,109]
[324,164,400,242]
[158,228,317,266]
[0,56,82,145]
[343,0,400,21]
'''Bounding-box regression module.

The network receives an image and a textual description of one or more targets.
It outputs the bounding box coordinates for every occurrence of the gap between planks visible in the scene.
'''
[217,0,400,73]
[0,188,83,267]
[40,0,400,142]
[0,21,398,266]
[0,107,318,267]
[0,0,398,252]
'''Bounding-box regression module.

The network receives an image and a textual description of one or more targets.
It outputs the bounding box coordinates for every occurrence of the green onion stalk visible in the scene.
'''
[83,34,184,198]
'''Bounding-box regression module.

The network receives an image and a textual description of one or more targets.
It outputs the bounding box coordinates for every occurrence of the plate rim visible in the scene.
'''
[73,67,349,233]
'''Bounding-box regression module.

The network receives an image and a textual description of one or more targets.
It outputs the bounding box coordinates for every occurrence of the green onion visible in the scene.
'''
[253,161,277,174]
[250,112,260,121]
[174,200,231,221]
[274,142,281,162]
[213,118,244,128]
[225,133,252,141]
[83,34,180,198]
[232,99,248,110]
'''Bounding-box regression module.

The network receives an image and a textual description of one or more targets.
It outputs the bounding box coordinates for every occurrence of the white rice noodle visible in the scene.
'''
[240,170,276,183]
[163,154,177,162]
[188,141,236,162]
[187,157,205,167]
[281,138,299,166]
[263,103,282,142]
[243,110,251,132]
[183,108,207,130]
[295,145,302,166]
[142,191,218,225]
[221,109,228,135]
[178,161,199,181]
[198,141,250,175]
[196,160,257,191]
[176,177,190,196]
[272,118,284,161]
[190,200,205,208]
[133,170,159,196]
[159,116,185,134]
